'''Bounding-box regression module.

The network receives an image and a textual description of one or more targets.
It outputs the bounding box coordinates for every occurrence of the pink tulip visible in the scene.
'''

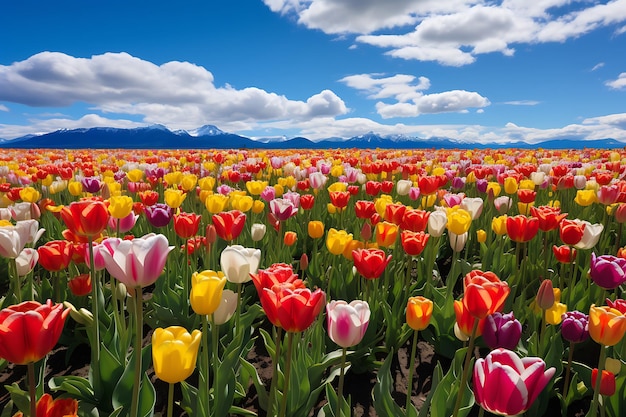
[326,300,370,348]
[269,198,298,222]
[108,212,139,234]
[100,234,174,288]
[473,348,555,416]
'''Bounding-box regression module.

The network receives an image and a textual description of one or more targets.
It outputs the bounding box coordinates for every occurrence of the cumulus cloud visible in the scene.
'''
[606,72,626,89]
[265,0,626,66]
[0,51,348,130]
[340,73,489,118]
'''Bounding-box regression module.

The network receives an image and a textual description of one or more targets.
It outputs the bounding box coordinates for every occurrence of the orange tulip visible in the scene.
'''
[589,304,626,346]
[406,296,433,331]
[375,221,399,248]
[454,299,485,338]
[462,270,510,319]
[284,231,298,246]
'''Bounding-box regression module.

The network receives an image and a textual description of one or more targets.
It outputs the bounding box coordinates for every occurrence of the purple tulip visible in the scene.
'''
[560,311,589,344]
[476,179,488,193]
[482,312,522,350]
[473,348,555,416]
[144,203,173,228]
[81,177,102,193]
[589,253,626,290]
[269,198,298,222]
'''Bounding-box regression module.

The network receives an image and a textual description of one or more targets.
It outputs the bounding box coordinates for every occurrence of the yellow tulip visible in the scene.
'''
[326,228,353,256]
[190,269,227,316]
[486,182,501,197]
[126,168,144,182]
[108,195,134,219]
[164,188,187,209]
[518,179,535,190]
[330,164,344,177]
[503,177,519,194]
[374,195,393,217]
[198,176,216,191]
[420,194,437,209]
[327,203,338,214]
[492,215,508,235]
[204,193,229,214]
[180,174,198,192]
[308,220,325,239]
[19,187,41,203]
[231,195,253,212]
[246,180,268,196]
[49,180,68,194]
[327,182,347,192]
[574,189,597,207]
[589,305,626,346]
[476,229,487,243]
[545,302,567,325]
[342,239,364,260]
[164,171,183,186]
[41,174,54,187]
[68,181,83,196]
[446,207,472,235]
[252,199,265,214]
[152,326,202,384]
[274,183,284,197]
[277,176,296,190]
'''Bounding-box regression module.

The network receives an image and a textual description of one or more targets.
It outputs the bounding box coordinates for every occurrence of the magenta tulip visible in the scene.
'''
[473,348,555,416]
[589,253,626,290]
[482,312,522,350]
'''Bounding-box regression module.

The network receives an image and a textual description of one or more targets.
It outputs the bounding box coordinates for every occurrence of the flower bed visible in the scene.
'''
[1,147,625,417]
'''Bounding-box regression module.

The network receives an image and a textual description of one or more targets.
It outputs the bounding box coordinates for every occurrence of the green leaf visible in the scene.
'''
[1,401,15,417]
[372,349,405,417]
[138,373,156,417]
[5,383,29,415]
[48,375,97,403]
[227,405,258,416]
[240,359,268,412]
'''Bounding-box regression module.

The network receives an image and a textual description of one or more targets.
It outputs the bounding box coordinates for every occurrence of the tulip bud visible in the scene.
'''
[300,253,309,271]
[115,282,128,301]
[591,369,616,396]
[536,279,555,310]
[454,322,470,342]
[251,223,267,241]
[360,221,372,241]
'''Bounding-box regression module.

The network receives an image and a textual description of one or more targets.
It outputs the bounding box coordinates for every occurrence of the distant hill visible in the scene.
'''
[0,125,624,150]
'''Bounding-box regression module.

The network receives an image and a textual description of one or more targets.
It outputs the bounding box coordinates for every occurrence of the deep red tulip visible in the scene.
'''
[352,248,392,280]
[355,200,376,219]
[300,194,315,210]
[365,181,382,196]
[552,245,576,263]
[401,230,430,256]
[212,210,246,241]
[401,209,430,232]
[0,300,69,364]
[592,369,616,396]
[559,219,586,246]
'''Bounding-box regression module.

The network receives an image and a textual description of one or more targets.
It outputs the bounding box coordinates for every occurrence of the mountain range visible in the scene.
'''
[0,124,624,150]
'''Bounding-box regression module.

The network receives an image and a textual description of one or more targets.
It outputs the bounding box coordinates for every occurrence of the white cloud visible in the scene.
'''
[503,100,540,106]
[606,72,626,89]
[267,0,626,66]
[0,104,8,112]
[340,73,489,118]
[0,51,348,130]
[591,62,605,71]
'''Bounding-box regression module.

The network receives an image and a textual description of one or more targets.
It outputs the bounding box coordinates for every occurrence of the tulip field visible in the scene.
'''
[2,146,626,417]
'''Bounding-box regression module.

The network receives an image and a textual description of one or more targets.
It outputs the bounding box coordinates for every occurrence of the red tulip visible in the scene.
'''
[401,209,430,232]
[259,282,325,332]
[506,215,539,243]
[37,240,74,272]
[13,393,78,417]
[352,248,392,280]
[530,206,567,232]
[0,300,69,364]
[68,273,92,296]
[559,219,586,246]
[384,203,406,225]
[552,245,576,263]
[462,270,510,319]
[61,200,109,238]
[250,263,304,294]
[591,369,616,396]
[329,191,351,210]
[300,194,315,210]
[401,230,430,256]
[174,212,202,239]
[355,200,376,219]
[212,210,246,241]
[365,181,382,196]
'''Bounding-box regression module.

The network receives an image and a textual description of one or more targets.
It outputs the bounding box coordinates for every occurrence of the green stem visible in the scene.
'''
[235,282,243,337]
[403,255,412,304]
[278,332,295,417]
[406,330,419,411]
[337,347,348,417]
[167,383,174,417]
[27,362,36,417]
[211,314,219,416]
[452,319,479,417]
[87,236,102,398]
[11,258,22,303]
[130,287,143,417]
[267,326,283,416]
[563,341,574,397]
[589,344,607,417]
[198,315,210,417]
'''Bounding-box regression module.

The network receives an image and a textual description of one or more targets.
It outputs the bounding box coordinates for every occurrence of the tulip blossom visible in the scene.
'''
[174,212,202,239]
[427,210,447,237]
[561,311,589,344]
[401,209,430,232]
[220,245,261,284]
[12,393,78,417]
[326,300,370,348]
[589,253,626,290]
[446,208,472,235]
[454,300,485,338]
[212,210,246,242]
[81,177,102,193]
[462,270,510,320]
[100,234,173,288]
[506,215,539,243]
[269,198,298,221]
[591,369,616,396]
[213,289,238,325]
[144,203,173,228]
[406,296,433,331]
[251,263,304,295]
[449,231,468,252]
[559,219,586,246]
[375,221,399,248]
[108,195,134,219]
[108,212,138,234]
[15,248,38,277]
[352,248,392,280]
[574,221,603,250]
[251,223,267,241]
[401,230,429,256]
[0,300,70,364]
[589,304,626,346]
[552,245,576,263]
[482,312,522,350]
[473,348,556,416]
[530,206,567,232]
[459,197,484,220]
[259,282,326,332]
[535,279,555,310]
[9,202,37,221]
[190,270,227,316]
[68,273,92,297]
[37,240,74,272]
[152,326,202,384]
[326,228,353,256]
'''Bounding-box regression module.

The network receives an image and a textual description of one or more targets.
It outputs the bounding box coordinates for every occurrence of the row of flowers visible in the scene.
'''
[1,146,626,417]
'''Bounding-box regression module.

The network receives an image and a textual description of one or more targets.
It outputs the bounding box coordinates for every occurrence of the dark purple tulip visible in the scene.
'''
[482,312,522,350]
[451,176,466,191]
[560,311,589,344]
[476,179,488,193]
[589,253,626,290]
[144,203,173,228]
[81,177,102,193]
[114,171,126,182]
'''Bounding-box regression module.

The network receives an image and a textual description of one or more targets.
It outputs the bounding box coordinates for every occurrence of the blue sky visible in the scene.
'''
[1,0,626,144]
